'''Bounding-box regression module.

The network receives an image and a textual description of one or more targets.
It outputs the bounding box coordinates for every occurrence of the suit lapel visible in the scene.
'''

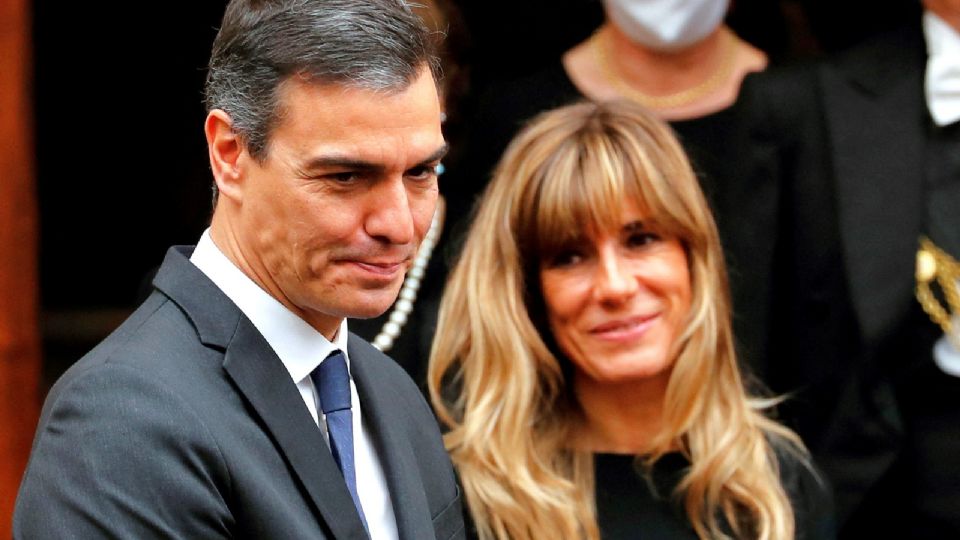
[348,337,434,540]
[153,247,367,540]
[819,24,928,345]
[223,319,368,540]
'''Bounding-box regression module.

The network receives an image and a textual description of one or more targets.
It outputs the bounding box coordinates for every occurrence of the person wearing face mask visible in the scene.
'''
[444,0,777,378]
[429,100,835,540]
[565,0,765,120]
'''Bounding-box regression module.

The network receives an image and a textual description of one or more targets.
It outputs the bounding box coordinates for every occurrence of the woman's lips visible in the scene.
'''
[589,313,660,341]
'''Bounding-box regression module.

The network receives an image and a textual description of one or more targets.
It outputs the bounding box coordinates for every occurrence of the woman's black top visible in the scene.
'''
[594,451,836,539]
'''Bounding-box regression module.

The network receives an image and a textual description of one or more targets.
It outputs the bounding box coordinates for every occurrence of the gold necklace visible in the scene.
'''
[592,27,739,110]
[915,236,960,350]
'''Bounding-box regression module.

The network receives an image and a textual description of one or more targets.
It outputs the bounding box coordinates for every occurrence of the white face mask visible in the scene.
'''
[602,0,730,52]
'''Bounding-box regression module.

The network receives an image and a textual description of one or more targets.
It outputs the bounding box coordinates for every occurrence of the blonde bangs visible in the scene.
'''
[523,116,702,262]
[530,134,628,257]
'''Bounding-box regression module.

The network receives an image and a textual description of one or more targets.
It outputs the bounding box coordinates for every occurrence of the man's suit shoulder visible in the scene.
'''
[16,294,236,538]
[48,291,233,418]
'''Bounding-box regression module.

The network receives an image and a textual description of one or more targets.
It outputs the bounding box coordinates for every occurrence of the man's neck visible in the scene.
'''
[208,214,342,340]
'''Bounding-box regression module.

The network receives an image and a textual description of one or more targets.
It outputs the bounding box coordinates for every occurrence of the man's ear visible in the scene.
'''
[205,109,245,204]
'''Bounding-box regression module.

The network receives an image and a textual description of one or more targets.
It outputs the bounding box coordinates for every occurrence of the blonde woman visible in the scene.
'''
[429,100,833,540]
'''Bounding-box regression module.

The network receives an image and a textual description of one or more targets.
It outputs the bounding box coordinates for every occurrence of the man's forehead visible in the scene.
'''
[263,69,443,159]
[277,63,440,102]
[275,70,439,121]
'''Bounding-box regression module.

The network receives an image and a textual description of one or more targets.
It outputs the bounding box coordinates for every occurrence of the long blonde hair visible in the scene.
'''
[429,100,806,539]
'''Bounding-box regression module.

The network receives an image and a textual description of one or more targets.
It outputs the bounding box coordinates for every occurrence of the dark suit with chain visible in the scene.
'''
[739,18,960,538]
[14,246,465,540]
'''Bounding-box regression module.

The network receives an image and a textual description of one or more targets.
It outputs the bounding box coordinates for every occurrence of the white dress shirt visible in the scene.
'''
[934,326,960,378]
[190,230,399,539]
[924,10,960,126]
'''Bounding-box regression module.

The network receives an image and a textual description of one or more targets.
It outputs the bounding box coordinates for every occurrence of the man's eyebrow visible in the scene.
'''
[623,220,652,232]
[300,155,381,173]
[298,143,449,174]
[418,143,449,167]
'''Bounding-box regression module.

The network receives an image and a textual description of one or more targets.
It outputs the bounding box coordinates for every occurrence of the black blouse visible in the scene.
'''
[594,451,836,539]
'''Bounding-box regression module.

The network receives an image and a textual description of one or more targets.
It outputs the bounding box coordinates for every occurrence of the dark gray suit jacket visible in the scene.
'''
[740,18,960,537]
[14,246,465,540]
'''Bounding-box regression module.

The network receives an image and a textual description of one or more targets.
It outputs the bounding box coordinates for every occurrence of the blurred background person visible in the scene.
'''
[429,100,834,539]
[564,0,766,120]
[737,0,959,536]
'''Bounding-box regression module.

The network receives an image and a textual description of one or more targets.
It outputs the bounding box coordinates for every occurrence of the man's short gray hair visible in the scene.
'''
[204,0,441,162]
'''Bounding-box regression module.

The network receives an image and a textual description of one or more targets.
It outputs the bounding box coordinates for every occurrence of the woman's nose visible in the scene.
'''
[593,246,638,304]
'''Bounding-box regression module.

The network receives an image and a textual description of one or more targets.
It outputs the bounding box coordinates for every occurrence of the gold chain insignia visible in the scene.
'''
[916,236,960,350]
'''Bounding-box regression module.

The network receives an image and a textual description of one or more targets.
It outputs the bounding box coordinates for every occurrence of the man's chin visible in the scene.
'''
[345,291,404,320]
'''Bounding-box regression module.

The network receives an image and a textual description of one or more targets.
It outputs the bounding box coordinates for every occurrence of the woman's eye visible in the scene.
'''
[626,231,660,248]
[547,249,584,268]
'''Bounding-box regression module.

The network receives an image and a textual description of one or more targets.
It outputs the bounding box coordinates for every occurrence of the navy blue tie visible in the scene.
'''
[312,350,369,531]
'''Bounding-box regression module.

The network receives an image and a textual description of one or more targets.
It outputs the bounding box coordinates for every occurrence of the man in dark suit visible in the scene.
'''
[740,0,960,537]
[14,1,464,538]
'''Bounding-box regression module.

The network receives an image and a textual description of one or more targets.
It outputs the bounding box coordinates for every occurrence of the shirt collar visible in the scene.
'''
[924,10,960,58]
[189,229,351,384]
[924,10,960,126]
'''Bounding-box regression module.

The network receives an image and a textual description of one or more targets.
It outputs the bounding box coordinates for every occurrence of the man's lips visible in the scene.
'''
[351,260,406,276]
[336,253,413,279]
[589,313,660,341]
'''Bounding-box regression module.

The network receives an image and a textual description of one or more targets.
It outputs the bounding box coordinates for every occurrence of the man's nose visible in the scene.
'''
[364,177,416,245]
